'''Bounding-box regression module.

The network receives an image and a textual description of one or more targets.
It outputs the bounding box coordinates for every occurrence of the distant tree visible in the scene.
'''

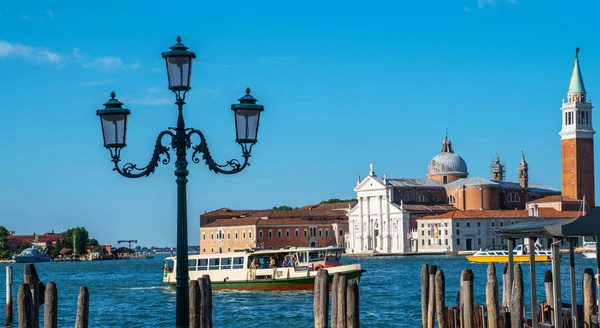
[87,238,99,247]
[0,225,9,251]
[0,250,12,260]
[319,198,357,204]
[54,227,91,257]
[272,205,294,211]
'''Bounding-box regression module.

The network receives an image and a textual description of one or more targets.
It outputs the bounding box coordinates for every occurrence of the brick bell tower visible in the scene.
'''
[559,48,595,209]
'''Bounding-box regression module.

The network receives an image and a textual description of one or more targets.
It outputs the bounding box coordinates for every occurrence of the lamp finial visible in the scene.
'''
[110,91,116,99]
[246,87,251,95]
[176,36,182,43]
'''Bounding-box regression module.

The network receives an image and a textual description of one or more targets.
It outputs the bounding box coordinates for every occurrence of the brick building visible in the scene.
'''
[6,232,60,252]
[199,202,353,254]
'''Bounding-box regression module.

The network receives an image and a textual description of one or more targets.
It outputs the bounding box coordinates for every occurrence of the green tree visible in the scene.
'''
[272,205,294,211]
[87,238,99,247]
[0,225,9,251]
[319,198,357,204]
[54,227,91,257]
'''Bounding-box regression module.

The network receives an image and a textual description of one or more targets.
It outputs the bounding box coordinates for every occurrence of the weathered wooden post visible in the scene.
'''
[6,266,13,325]
[583,268,596,328]
[199,275,213,328]
[313,269,329,328]
[435,269,446,328]
[461,269,474,328]
[75,287,89,328]
[331,273,340,328]
[486,263,499,328]
[346,280,359,328]
[190,280,200,328]
[421,264,429,328]
[43,282,58,328]
[510,265,524,328]
[18,283,33,328]
[428,266,437,328]
[337,275,347,328]
[543,270,554,325]
[501,263,508,309]
[23,264,40,328]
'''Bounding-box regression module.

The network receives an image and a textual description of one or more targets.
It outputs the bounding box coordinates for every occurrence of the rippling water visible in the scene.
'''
[0,254,597,327]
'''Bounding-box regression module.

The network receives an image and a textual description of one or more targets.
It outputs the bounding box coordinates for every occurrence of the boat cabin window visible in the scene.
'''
[297,252,307,264]
[233,257,244,269]
[326,250,342,262]
[221,257,232,270]
[198,259,208,271]
[189,259,197,271]
[309,250,326,262]
[209,258,220,270]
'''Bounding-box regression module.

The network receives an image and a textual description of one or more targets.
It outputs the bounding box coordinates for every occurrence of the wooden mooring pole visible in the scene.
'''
[23,264,40,328]
[583,268,596,328]
[461,269,474,328]
[435,269,446,328]
[336,275,348,328]
[421,264,429,328]
[313,269,329,328]
[6,266,13,325]
[501,263,508,309]
[190,280,200,328]
[346,279,359,328]
[486,263,499,328]
[75,286,89,328]
[331,273,340,328]
[543,270,554,325]
[43,282,58,328]
[17,283,33,328]
[510,264,524,328]
[427,266,437,328]
[199,275,213,328]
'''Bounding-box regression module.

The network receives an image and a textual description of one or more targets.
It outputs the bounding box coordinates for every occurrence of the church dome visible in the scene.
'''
[427,132,468,178]
[427,152,468,176]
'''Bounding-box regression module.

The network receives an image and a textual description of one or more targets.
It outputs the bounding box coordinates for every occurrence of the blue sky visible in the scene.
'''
[1,0,599,247]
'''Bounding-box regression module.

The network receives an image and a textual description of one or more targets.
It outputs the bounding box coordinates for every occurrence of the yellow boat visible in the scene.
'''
[466,244,552,263]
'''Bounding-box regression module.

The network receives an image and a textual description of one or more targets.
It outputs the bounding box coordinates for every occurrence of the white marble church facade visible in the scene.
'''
[346,164,411,254]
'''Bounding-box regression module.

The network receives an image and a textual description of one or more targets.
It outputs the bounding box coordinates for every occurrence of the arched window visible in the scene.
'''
[242,231,246,239]
[447,195,456,203]
[304,229,307,237]
[277,230,282,238]
[434,195,439,202]
[295,229,299,237]
[235,231,238,239]
[259,230,263,238]
[325,229,329,237]
[286,230,290,238]
[268,230,272,238]
[404,195,410,202]
[249,231,252,239]
[227,232,230,240]
[202,233,206,240]
[210,232,214,240]
[417,195,427,202]
[318,229,322,237]
[219,247,222,253]
[507,192,520,202]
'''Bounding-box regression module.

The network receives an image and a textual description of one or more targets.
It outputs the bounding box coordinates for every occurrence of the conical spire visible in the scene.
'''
[519,151,528,168]
[568,47,586,95]
[440,129,454,153]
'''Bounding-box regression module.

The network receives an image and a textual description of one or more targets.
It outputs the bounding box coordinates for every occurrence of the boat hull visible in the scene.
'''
[14,256,51,263]
[466,255,552,263]
[583,252,597,259]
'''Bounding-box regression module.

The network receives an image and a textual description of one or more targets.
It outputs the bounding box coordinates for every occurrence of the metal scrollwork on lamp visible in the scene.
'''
[95,36,265,328]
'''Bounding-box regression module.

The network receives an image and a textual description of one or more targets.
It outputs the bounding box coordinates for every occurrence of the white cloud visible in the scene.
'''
[464,6,472,11]
[83,56,124,71]
[0,40,63,64]
[19,15,31,20]
[476,0,517,8]
[47,9,54,19]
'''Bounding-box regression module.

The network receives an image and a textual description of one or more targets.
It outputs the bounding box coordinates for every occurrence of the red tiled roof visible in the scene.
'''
[402,204,458,212]
[7,234,60,243]
[297,202,357,211]
[202,217,261,228]
[528,195,582,204]
[418,208,580,220]
[257,218,343,226]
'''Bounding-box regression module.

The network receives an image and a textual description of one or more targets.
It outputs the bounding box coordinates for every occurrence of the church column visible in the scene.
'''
[364,197,371,250]
[358,197,364,251]
[378,195,384,251]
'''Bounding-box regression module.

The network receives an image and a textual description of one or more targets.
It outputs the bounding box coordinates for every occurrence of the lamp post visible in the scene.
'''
[96,36,264,328]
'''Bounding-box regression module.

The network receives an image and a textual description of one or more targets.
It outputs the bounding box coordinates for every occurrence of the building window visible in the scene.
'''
[318,229,322,237]
[456,222,459,227]
[491,222,495,227]
[478,238,481,245]
[295,229,299,237]
[304,229,307,237]
[492,238,496,244]
[210,232,214,240]
[259,230,263,238]
[443,175,448,184]
[219,247,222,253]
[249,231,252,239]
[477,222,480,227]
[434,195,439,202]
[422,240,424,246]
[404,195,410,202]
[202,248,205,253]
[268,230,272,238]
[422,231,424,236]
[242,231,246,239]
[217,230,224,240]
[507,192,520,202]
[466,222,470,227]
[278,230,282,238]
[427,230,430,236]
[456,230,460,235]
[456,239,460,245]
[445,239,448,245]
[339,229,343,236]
[286,230,290,238]
[417,195,427,202]
[447,195,456,203]
[211,248,214,253]
[428,240,431,245]
[421,224,424,228]
[235,231,238,239]
[202,233,206,240]
[500,222,504,227]
[227,248,231,252]
[227,232,231,240]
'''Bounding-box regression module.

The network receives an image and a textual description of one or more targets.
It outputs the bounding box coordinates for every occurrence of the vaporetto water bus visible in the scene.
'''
[162,246,365,290]
[465,244,552,263]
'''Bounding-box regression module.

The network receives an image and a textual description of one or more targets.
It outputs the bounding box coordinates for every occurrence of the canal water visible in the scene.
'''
[0,254,597,327]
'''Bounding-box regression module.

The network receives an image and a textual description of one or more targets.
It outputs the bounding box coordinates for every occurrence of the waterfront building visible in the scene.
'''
[199,202,353,254]
[346,49,593,254]
[6,232,60,252]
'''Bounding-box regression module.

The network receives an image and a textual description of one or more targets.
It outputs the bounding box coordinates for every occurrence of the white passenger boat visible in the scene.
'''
[466,244,552,263]
[162,246,365,290]
[13,247,51,263]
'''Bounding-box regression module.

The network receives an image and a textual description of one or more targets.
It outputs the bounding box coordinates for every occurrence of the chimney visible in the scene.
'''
[527,203,539,217]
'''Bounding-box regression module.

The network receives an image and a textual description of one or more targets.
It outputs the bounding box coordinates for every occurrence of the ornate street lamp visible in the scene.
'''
[96,36,264,328]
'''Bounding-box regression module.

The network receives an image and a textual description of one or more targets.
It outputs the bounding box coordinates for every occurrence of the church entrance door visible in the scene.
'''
[466,238,472,251]
[374,230,379,249]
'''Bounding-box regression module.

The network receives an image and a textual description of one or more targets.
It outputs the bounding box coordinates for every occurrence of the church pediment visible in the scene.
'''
[354,175,387,192]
